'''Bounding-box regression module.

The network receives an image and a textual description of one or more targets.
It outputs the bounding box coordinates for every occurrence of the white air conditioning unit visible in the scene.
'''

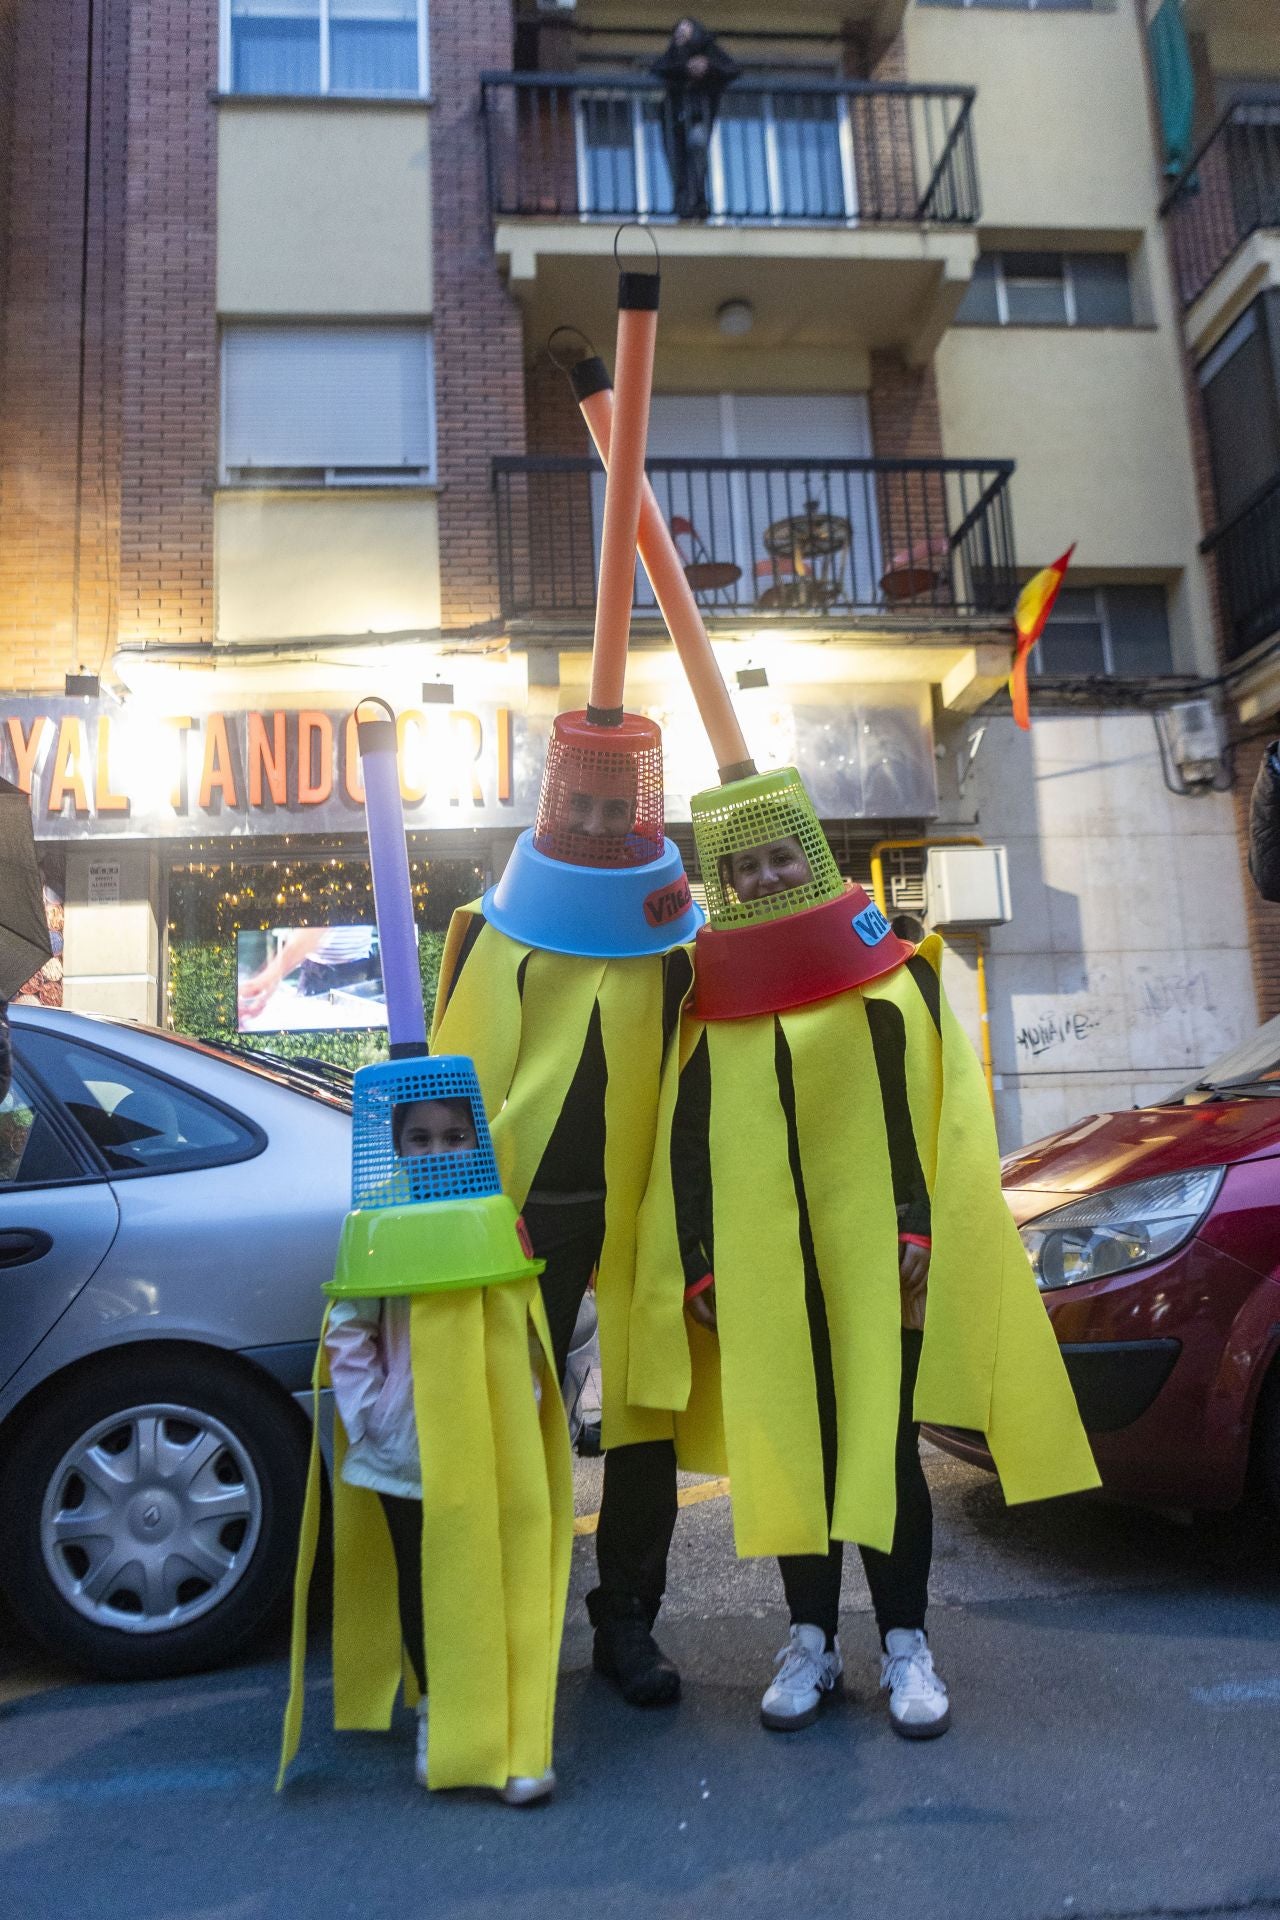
[925,845,1012,929]
[536,0,577,11]
[1153,699,1229,794]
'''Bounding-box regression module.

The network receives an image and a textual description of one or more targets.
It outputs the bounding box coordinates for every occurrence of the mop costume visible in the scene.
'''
[631,769,1100,1565]
[279,709,572,1798]
[432,254,712,1697]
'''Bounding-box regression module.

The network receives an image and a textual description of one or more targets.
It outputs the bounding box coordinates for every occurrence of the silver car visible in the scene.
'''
[0,1007,351,1679]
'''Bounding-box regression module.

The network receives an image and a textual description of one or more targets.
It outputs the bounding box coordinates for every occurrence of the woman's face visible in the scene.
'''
[397,1098,477,1159]
[564,787,636,839]
[726,835,813,903]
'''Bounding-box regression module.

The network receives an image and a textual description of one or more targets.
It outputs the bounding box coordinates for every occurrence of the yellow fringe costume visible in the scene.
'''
[279,1283,572,1791]
[432,904,724,1468]
[631,935,1099,1560]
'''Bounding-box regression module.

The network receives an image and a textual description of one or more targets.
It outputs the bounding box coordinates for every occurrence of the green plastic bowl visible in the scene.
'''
[325,1193,545,1299]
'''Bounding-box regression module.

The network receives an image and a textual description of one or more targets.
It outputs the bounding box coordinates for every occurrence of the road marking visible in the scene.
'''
[574,1476,730,1536]
[1192,1678,1280,1706]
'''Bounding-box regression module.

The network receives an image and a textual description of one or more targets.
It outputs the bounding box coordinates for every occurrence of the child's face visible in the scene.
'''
[397,1098,477,1159]
[726,835,813,902]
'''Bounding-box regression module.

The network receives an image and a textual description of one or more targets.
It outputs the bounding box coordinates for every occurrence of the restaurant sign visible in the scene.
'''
[1,699,543,839]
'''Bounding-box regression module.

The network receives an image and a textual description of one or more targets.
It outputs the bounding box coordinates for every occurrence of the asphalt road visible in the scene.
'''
[3,1449,1279,1920]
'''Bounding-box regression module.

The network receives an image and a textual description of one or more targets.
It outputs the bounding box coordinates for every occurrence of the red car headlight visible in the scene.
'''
[1020,1168,1225,1291]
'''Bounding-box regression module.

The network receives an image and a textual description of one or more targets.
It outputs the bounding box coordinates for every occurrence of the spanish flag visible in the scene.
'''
[1010,546,1075,730]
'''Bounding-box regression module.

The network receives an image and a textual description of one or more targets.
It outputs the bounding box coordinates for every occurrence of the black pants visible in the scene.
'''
[379,1493,426,1693]
[778,1271,932,1647]
[523,1195,679,1627]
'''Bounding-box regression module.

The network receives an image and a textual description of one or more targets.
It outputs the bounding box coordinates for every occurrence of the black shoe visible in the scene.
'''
[591,1601,681,1708]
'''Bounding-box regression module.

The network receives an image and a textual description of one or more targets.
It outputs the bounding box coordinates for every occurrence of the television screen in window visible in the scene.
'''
[235,926,389,1033]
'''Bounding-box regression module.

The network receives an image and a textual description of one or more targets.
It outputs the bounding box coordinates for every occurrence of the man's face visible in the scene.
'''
[564,787,637,840]
[726,835,813,903]
[397,1098,477,1159]
[674,19,696,43]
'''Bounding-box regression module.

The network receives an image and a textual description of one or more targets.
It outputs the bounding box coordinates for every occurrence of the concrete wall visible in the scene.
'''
[936,713,1257,1152]
[214,493,441,642]
[217,105,432,316]
[61,844,161,1023]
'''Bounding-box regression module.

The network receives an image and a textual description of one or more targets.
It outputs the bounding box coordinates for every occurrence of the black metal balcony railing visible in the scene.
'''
[1164,98,1280,308]
[1203,470,1280,663]
[480,73,979,226]
[494,455,1016,623]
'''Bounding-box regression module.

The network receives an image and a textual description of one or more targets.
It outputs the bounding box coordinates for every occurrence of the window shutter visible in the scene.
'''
[223,326,434,473]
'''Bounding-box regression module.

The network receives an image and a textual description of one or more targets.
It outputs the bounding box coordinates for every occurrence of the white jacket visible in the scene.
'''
[325,1294,544,1502]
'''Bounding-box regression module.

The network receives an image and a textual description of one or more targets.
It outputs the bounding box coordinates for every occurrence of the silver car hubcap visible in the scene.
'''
[40,1403,263,1635]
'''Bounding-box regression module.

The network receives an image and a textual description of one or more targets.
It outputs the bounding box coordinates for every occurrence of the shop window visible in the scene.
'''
[221,325,436,486]
[1032,586,1174,678]
[226,0,427,98]
[18,1036,260,1178]
[955,251,1134,327]
[1198,298,1280,529]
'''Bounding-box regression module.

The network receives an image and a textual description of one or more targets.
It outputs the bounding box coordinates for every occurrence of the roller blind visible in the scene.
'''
[222,325,435,474]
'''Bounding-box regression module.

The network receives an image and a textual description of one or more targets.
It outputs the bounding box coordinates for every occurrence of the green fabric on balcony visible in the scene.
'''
[1149,0,1195,179]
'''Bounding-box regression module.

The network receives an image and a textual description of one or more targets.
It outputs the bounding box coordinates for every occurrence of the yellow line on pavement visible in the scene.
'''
[574,1476,730,1536]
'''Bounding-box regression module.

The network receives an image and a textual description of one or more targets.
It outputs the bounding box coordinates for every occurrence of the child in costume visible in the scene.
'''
[432,251,707,1708]
[675,818,945,1734]
[632,766,1100,1739]
[279,704,572,1804]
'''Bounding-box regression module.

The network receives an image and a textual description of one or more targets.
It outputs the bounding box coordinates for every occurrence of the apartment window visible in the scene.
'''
[1032,586,1174,677]
[226,0,427,98]
[1198,298,1280,527]
[956,251,1134,326]
[221,326,435,485]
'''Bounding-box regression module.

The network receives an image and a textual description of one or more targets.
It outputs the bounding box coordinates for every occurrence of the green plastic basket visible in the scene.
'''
[325,1193,545,1299]
[690,768,844,929]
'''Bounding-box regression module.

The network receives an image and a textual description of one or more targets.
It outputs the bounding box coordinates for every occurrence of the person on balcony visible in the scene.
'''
[652,18,739,220]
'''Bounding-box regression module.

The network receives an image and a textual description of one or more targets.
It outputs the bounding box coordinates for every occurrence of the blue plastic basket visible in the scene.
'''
[484,830,704,957]
[350,1054,499,1210]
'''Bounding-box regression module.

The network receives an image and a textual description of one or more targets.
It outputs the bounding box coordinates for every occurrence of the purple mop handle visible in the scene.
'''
[355,703,427,1057]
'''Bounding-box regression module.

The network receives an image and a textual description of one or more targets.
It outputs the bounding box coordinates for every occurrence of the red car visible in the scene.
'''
[925,1021,1280,1517]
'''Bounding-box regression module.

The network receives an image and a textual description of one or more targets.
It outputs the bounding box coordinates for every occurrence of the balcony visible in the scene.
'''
[493,453,1016,632]
[1164,98,1280,351]
[1203,469,1280,667]
[481,73,981,363]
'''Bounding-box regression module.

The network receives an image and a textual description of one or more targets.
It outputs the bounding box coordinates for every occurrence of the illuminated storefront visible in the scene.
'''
[2,661,938,1062]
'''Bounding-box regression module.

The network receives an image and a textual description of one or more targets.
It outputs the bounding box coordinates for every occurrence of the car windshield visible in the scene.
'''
[90,1022,355,1113]
[1165,1012,1280,1101]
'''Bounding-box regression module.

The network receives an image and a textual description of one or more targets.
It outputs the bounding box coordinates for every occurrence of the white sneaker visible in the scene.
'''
[760,1624,843,1731]
[880,1628,950,1739]
[501,1770,556,1806]
[414,1698,429,1787]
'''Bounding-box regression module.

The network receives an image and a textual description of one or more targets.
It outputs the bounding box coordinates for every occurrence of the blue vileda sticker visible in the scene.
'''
[852,903,891,946]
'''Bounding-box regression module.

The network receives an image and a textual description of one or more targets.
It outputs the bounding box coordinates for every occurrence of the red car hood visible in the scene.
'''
[1001,1096,1280,1218]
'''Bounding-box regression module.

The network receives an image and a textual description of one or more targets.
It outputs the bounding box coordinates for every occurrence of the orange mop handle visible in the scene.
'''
[574,365,755,780]
[588,274,658,722]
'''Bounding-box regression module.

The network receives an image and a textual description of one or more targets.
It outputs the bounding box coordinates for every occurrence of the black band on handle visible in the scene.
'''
[585,703,625,729]
[569,355,612,401]
[618,270,660,312]
[356,717,397,756]
[718,758,760,785]
[389,1039,431,1060]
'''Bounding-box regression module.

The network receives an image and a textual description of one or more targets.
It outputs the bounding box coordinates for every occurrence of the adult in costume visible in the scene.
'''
[279,703,572,1802]
[432,248,705,1707]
